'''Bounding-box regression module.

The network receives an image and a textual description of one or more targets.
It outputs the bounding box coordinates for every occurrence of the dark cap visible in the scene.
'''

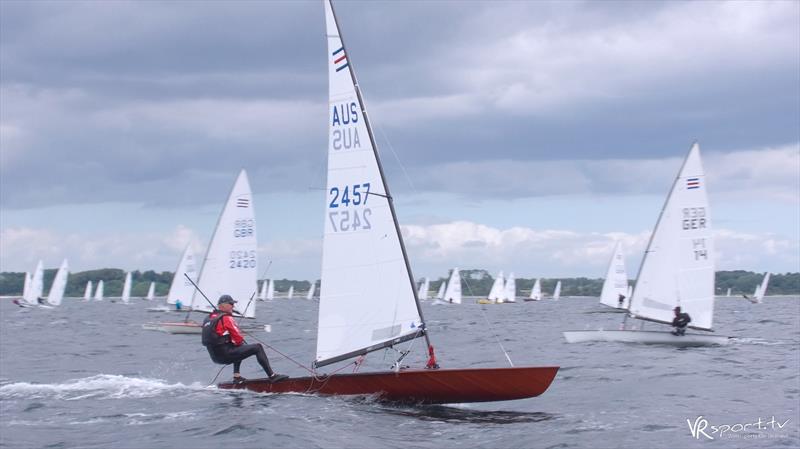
[218,294,236,305]
[674,306,681,312]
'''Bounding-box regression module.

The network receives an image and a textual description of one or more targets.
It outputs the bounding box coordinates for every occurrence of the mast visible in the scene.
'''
[321,0,434,365]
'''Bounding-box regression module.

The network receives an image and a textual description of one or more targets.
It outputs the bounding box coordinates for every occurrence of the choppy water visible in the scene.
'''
[1,296,798,448]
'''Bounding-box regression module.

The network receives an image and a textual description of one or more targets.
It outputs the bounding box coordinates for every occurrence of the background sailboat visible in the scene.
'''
[94,280,104,301]
[21,260,44,306]
[442,268,462,304]
[503,272,517,303]
[46,259,69,307]
[552,280,562,301]
[599,242,629,310]
[482,271,504,304]
[417,278,429,301]
[306,282,316,300]
[83,280,93,301]
[220,0,558,403]
[258,279,268,301]
[564,143,729,346]
[286,285,294,300]
[146,282,155,301]
[526,278,542,301]
[266,279,274,301]
[751,272,770,303]
[148,245,196,312]
[120,272,132,304]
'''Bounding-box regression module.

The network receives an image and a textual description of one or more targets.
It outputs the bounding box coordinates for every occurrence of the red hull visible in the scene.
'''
[218,366,559,404]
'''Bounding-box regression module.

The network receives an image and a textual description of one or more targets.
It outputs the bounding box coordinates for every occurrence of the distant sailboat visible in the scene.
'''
[20,260,44,307]
[434,281,446,300]
[442,268,462,304]
[146,282,155,301]
[266,279,274,301]
[503,272,517,303]
[307,282,316,300]
[46,259,69,307]
[599,242,629,310]
[753,272,770,303]
[94,280,104,301]
[287,285,294,299]
[149,245,197,312]
[220,0,559,402]
[525,278,542,302]
[564,143,730,346]
[258,279,268,300]
[121,272,132,304]
[726,287,731,297]
[552,281,562,301]
[483,271,505,304]
[417,278,430,301]
[21,272,31,301]
[154,170,257,334]
[83,281,93,301]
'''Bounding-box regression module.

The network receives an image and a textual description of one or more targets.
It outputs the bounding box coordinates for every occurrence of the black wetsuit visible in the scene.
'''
[671,312,691,336]
[203,313,276,377]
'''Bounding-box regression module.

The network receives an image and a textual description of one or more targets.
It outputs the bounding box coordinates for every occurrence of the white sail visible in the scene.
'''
[529,278,542,301]
[23,260,44,305]
[503,272,517,303]
[84,280,93,301]
[307,283,316,300]
[316,0,424,367]
[488,271,505,303]
[266,279,274,301]
[22,272,31,299]
[94,280,104,301]
[443,268,462,304]
[600,242,629,309]
[553,281,562,301]
[191,169,258,318]
[46,259,69,306]
[417,278,430,300]
[286,285,294,299]
[755,272,770,303]
[146,282,155,301]
[628,143,715,330]
[726,287,731,297]
[258,279,268,300]
[435,281,446,299]
[626,284,633,300]
[166,245,197,306]
[121,272,132,304]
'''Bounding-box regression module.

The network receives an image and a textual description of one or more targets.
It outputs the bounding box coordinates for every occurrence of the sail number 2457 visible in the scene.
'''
[329,183,370,208]
[328,183,372,233]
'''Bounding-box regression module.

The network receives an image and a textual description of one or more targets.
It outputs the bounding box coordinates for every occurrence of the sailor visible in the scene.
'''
[671,306,691,336]
[202,295,287,384]
[175,299,182,310]
[617,293,626,308]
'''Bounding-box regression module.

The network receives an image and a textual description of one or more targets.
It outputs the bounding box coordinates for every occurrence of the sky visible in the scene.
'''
[1,0,798,282]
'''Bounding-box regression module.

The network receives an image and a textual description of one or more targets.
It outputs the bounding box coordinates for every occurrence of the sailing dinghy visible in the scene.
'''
[148,245,197,312]
[120,272,132,304]
[478,271,504,304]
[45,259,69,307]
[563,144,730,346]
[18,261,43,307]
[552,280,562,300]
[525,278,542,301]
[219,1,558,404]
[598,242,629,311]
[745,272,770,303]
[153,170,257,334]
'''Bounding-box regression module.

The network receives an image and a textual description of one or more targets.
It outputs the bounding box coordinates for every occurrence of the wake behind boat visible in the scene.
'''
[220,0,558,404]
[563,143,730,347]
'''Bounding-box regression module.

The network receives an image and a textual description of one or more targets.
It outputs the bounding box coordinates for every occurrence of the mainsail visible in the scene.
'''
[755,272,770,303]
[84,280,93,301]
[166,245,196,305]
[316,0,426,368]
[121,272,132,304]
[599,242,629,309]
[418,278,430,300]
[23,260,44,305]
[553,281,562,300]
[443,268,462,304]
[529,278,542,301]
[503,272,517,303]
[191,170,258,318]
[94,280,104,301]
[46,259,69,306]
[146,282,155,301]
[488,271,505,303]
[628,143,715,330]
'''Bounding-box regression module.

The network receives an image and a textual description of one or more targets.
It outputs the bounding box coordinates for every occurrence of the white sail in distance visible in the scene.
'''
[166,245,196,306]
[553,281,562,301]
[628,143,715,330]
[22,272,31,300]
[46,259,69,306]
[417,278,430,300]
[755,272,770,303]
[84,280,93,301]
[266,279,274,301]
[529,278,542,301]
[192,170,258,318]
[600,242,629,309]
[94,280,104,301]
[307,282,316,300]
[316,0,425,368]
[488,271,505,303]
[435,281,446,299]
[503,272,517,303]
[23,261,44,306]
[146,282,155,301]
[121,272,132,304]
[443,268,462,304]
[258,280,268,300]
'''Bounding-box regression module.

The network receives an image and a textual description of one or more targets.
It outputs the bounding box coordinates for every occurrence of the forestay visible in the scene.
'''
[192,170,257,318]
[166,245,197,305]
[628,144,714,330]
[316,1,424,368]
[600,242,629,309]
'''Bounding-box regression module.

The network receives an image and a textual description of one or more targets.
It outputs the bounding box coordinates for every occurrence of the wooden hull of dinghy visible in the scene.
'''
[562,330,730,346]
[218,366,559,404]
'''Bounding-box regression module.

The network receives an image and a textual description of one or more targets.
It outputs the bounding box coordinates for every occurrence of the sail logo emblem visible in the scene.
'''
[686,178,701,190]
[332,46,349,72]
[236,198,250,208]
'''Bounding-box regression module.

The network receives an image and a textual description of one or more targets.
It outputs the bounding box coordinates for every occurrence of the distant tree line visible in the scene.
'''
[0,268,797,297]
